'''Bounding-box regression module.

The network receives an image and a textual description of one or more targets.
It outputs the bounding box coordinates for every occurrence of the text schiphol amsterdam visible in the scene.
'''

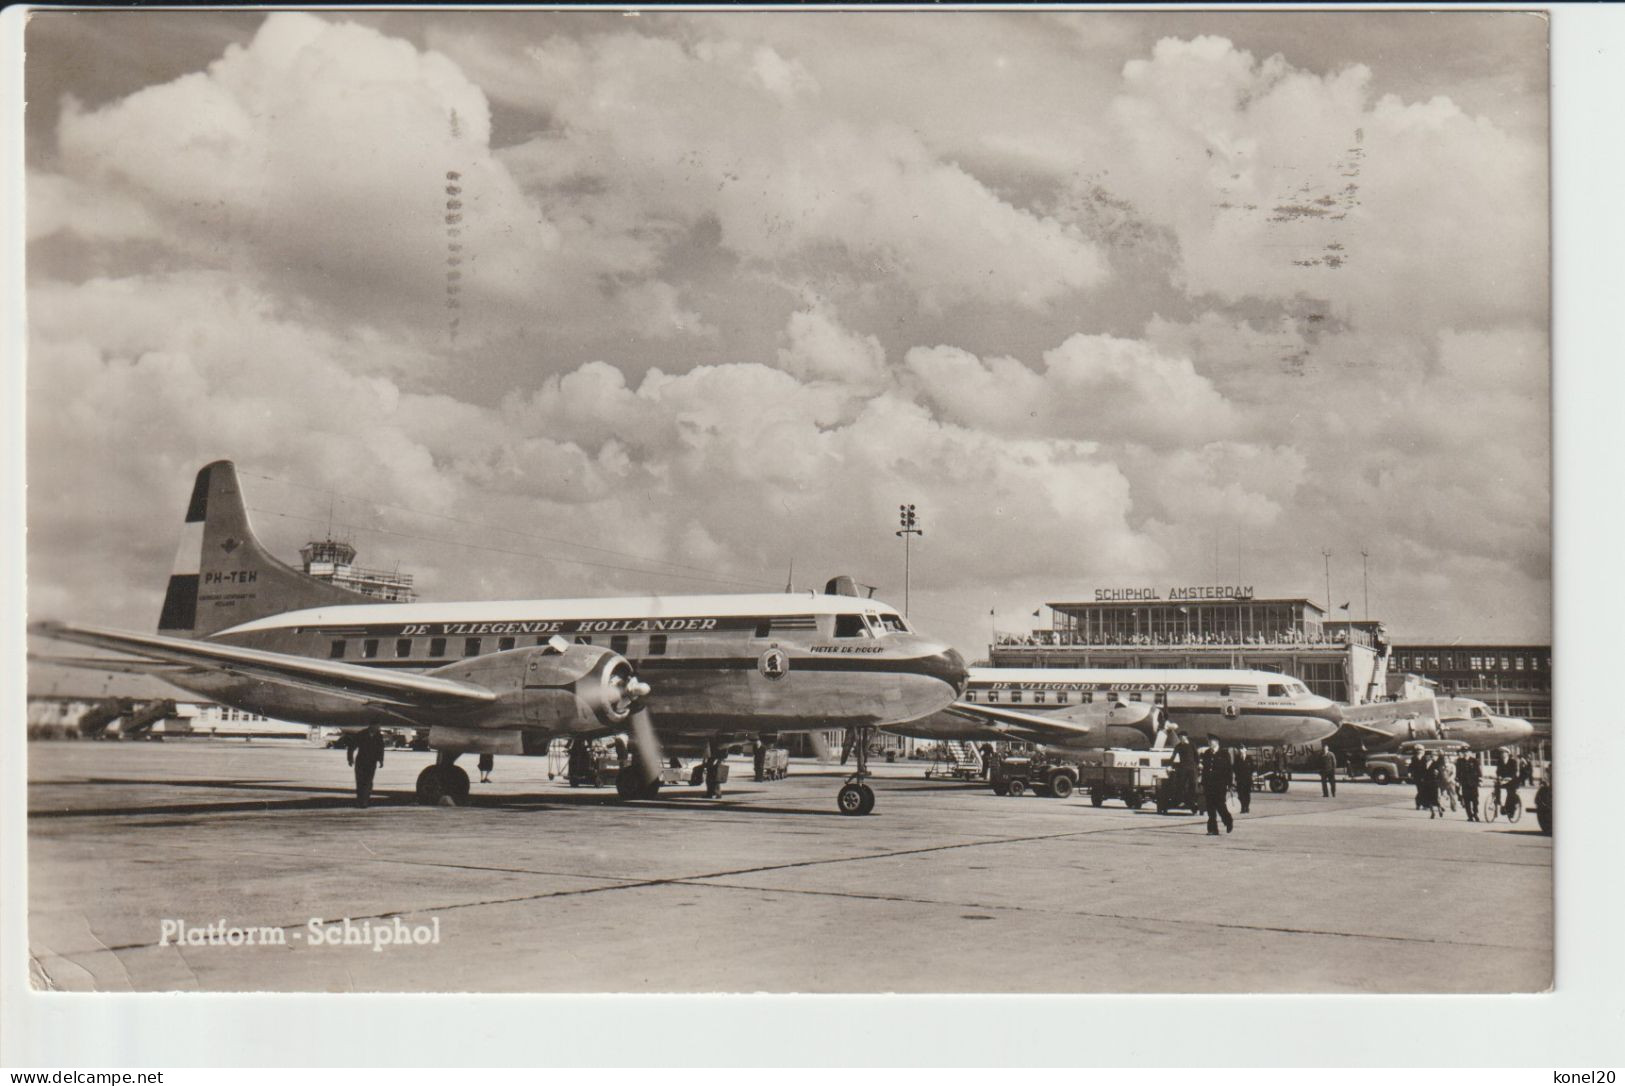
[1093,585,1255,602]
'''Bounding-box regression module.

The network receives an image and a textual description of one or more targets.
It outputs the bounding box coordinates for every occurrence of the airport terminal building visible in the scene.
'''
[990,587,1390,703]
[991,585,1552,727]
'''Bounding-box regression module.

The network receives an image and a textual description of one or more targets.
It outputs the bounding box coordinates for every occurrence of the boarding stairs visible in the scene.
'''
[927,740,984,780]
[77,697,134,738]
[120,699,178,738]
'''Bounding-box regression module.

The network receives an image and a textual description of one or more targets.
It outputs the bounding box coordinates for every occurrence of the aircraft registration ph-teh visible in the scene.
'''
[32,461,967,816]
[889,666,1344,752]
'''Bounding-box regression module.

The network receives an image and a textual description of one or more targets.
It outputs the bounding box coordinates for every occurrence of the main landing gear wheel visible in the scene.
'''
[416,764,470,806]
[837,782,875,816]
[1269,777,1289,794]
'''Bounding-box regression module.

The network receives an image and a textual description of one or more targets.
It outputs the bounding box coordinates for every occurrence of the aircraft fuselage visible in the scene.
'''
[173,595,966,743]
[908,666,1342,749]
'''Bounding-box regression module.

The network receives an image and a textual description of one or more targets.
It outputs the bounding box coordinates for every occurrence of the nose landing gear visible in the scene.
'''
[836,726,877,815]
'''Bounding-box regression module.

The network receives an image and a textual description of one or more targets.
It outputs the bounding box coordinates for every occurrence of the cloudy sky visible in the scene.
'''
[24,9,1550,656]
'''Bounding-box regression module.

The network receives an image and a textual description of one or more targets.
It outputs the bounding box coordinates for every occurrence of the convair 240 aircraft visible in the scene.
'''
[889,666,1343,752]
[34,461,966,816]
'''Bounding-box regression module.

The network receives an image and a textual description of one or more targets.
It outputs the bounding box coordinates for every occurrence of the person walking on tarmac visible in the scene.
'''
[1459,752,1482,821]
[347,724,386,809]
[1231,744,1253,814]
[1319,745,1339,798]
[1421,754,1444,819]
[1200,736,1234,835]
[1171,731,1199,810]
[477,752,494,784]
[1408,747,1429,810]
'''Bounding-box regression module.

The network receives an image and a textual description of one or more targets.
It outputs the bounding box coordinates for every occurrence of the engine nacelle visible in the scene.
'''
[421,642,647,752]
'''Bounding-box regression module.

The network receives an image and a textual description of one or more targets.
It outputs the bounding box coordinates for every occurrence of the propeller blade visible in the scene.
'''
[809,730,834,764]
[628,707,664,784]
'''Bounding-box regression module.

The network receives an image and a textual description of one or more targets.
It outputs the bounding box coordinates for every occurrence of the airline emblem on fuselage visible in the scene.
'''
[759,648,788,680]
[1222,702,1240,719]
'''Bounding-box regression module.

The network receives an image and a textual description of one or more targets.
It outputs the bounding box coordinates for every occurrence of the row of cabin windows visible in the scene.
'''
[329,633,669,661]
[965,685,1254,705]
[327,612,902,659]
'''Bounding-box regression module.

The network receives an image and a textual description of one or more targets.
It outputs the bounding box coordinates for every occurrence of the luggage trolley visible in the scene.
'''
[1074,749,1174,810]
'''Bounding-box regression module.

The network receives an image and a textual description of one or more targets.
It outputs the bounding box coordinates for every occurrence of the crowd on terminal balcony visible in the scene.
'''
[993,628,1355,649]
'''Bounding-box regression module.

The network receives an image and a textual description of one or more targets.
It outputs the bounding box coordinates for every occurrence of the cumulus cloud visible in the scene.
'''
[481,28,1111,314]
[25,12,1550,653]
[906,333,1239,446]
[1102,35,1546,335]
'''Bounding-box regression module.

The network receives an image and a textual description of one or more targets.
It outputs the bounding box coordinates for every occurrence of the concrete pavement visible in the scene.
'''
[26,741,1552,993]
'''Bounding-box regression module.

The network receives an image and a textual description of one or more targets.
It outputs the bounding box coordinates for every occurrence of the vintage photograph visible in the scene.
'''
[21,7,1551,995]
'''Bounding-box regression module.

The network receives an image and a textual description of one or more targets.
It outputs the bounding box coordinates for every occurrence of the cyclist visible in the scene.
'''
[1496,750,1522,819]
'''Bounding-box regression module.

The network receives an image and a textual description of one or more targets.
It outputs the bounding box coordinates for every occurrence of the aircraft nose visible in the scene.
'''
[917,643,967,695]
[1499,716,1536,742]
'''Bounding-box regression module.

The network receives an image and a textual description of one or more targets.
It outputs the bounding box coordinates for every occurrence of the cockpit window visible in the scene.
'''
[1267,683,1288,698]
[879,613,909,633]
[834,614,869,638]
[862,612,885,636]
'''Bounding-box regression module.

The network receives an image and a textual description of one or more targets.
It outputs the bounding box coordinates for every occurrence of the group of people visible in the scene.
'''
[995,629,1355,649]
[1409,748,1530,822]
[1166,728,1254,836]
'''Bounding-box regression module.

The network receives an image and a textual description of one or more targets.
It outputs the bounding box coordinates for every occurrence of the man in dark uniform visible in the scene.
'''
[1171,732,1199,810]
[347,724,386,809]
[979,743,996,779]
[567,736,591,785]
[1200,736,1234,835]
[1231,744,1253,814]
[1458,752,1481,821]
[1408,747,1429,809]
[1319,745,1339,798]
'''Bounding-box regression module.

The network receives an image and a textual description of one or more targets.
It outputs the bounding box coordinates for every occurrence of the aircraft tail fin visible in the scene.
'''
[157,461,373,638]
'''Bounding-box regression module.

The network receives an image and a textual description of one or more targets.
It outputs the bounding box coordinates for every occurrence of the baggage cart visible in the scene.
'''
[1073,749,1171,810]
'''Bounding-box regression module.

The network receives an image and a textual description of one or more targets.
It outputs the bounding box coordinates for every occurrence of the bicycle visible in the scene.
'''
[1485,780,1522,823]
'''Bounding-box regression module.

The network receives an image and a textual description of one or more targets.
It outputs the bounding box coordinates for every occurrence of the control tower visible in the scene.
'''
[298,538,417,603]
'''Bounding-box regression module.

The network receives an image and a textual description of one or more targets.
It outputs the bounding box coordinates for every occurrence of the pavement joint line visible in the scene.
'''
[228,846,647,883]
[668,878,1540,953]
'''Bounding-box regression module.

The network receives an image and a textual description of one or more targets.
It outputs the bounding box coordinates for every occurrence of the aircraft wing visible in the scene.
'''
[947,701,1154,746]
[31,622,497,711]
[29,653,198,675]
